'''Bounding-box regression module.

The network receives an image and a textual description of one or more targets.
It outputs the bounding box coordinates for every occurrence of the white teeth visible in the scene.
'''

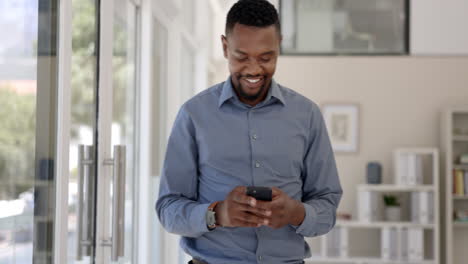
[246,79,260,83]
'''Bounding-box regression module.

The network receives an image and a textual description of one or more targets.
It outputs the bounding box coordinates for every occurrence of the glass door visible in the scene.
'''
[109,0,138,262]
[94,0,139,263]
[68,0,99,263]
[0,0,60,263]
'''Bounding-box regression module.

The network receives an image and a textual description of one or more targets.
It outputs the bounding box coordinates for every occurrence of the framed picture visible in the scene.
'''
[322,103,359,153]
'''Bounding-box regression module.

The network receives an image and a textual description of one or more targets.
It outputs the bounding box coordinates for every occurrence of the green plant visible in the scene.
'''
[383,195,400,207]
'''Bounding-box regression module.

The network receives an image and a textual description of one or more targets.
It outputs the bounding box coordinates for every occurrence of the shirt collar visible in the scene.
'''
[218,76,286,108]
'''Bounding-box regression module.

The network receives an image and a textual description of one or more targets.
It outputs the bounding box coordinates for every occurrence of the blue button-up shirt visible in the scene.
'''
[156,77,342,264]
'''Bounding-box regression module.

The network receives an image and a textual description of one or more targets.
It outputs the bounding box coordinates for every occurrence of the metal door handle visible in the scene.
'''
[76,145,96,260]
[110,145,126,261]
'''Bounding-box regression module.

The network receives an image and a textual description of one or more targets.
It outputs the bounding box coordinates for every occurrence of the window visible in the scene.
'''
[280,0,409,55]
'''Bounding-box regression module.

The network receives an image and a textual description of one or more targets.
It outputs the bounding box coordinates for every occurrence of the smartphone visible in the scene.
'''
[246,186,272,201]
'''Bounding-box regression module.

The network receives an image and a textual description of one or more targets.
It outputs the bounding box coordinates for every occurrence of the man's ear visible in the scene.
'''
[221,35,228,59]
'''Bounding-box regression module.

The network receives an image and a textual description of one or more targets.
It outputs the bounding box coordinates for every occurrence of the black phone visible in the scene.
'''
[246,186,272,201]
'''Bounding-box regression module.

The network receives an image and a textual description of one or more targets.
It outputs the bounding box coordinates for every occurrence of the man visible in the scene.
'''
[156,1,342,263]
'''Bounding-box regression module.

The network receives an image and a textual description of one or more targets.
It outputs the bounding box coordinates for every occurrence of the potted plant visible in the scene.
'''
[383,195,401,221]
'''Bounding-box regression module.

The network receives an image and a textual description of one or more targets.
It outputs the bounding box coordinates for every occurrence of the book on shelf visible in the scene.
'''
[454,169,466,196]
[466,170,468,195]
[396,153,423,185]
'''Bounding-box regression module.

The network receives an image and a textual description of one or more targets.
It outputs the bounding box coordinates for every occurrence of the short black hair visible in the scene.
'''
[225,0,281,36]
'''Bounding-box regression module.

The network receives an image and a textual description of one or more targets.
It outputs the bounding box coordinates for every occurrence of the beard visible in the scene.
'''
[232,74,269,102]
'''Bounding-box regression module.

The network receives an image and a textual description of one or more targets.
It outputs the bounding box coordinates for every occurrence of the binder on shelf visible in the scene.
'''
[339,227,349,257]
[320,235,327,258]
[411,192,419,223]
[396,153,408,185]
[407,154,423,185]
[400,228,409,261]
[411,191,434,223]
[358,191,380,222]
[325,227,349,258]
[424,191,434,224]
[396,153,423,185]
[381,227,398,260]
[408,228,424,261]
[326,227,340,257]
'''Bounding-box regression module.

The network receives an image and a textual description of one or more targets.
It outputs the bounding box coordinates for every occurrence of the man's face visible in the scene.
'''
[222,23,281,105]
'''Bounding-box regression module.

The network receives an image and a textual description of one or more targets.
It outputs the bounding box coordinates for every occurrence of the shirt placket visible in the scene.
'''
[247,107,267,263]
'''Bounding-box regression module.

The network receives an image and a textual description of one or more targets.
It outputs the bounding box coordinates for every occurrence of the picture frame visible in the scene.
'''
[321,103,360,153]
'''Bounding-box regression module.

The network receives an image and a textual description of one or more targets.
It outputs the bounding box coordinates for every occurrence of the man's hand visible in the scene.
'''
[256,187,305,229]
[215,186,272,227]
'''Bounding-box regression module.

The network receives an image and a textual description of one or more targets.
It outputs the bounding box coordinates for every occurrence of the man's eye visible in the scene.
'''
[237,57,248,62]
[260,57,271,62]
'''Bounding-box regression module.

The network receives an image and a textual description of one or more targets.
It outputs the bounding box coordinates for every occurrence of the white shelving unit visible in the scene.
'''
[305,148,439,264]
[442,107,468,264]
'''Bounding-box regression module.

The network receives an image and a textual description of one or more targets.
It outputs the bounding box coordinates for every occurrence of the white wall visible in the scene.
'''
[274,56,468,215]
[411,0,468,55]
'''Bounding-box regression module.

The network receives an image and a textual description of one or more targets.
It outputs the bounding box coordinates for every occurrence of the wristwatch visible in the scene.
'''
[206,201,220,230]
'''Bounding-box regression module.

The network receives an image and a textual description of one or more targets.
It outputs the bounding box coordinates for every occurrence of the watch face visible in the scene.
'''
[206,211,216,227]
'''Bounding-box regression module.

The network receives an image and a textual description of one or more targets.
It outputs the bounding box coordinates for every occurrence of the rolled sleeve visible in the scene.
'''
[294,203,318,235]
[156,105,211,238]
[295,104,343,238]
[190,203,211,234]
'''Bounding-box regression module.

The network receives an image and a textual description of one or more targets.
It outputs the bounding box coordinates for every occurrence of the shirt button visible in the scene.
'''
[252,134,258,140]
[258,255,263,261]
[255,162,260,168]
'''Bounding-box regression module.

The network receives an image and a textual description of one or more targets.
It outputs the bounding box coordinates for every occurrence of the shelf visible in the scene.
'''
[336,220,434,229]
[453,135,468,142]
[358,184,435,192]
[305,257,434,264]
[453,195,468,200]
[453,164,468,170]
[453,221,468,228]
[394,148,438,155]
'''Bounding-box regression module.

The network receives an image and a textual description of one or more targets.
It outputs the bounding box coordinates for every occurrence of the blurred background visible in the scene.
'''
[0,0,467,263]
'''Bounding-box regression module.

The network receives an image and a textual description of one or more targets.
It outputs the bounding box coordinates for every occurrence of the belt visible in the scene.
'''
[190,259,209,264]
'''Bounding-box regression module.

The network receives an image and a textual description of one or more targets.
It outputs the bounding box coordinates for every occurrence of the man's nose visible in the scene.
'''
[244,59,262,76]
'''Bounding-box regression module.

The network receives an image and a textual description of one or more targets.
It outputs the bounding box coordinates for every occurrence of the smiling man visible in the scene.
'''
[156,1,342,263]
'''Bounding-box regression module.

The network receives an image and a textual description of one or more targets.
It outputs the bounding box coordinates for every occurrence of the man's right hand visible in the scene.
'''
[215,186,272,228]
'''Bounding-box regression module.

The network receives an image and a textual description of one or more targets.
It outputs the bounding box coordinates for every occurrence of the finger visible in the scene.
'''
[232,193,257,207]
[233,219,263,228]
[254,200,272,210]
[232,186,247,194]
[271,187,282,197]
[235,212,269,226]
[238,203,272,217]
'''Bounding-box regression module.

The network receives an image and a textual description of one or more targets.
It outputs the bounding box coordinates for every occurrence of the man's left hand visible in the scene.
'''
[255,187,305,229]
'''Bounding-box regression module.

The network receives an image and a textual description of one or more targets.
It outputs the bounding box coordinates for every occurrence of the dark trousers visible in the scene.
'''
[189,260,305,264]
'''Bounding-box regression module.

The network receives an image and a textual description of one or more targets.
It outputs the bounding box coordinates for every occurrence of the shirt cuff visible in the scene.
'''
[190,203,211,235]
[293,203,317,236]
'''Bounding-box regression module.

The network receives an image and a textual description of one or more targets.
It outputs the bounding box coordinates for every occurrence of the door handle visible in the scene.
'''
[109,145,126,261]
[76,145,96,260]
